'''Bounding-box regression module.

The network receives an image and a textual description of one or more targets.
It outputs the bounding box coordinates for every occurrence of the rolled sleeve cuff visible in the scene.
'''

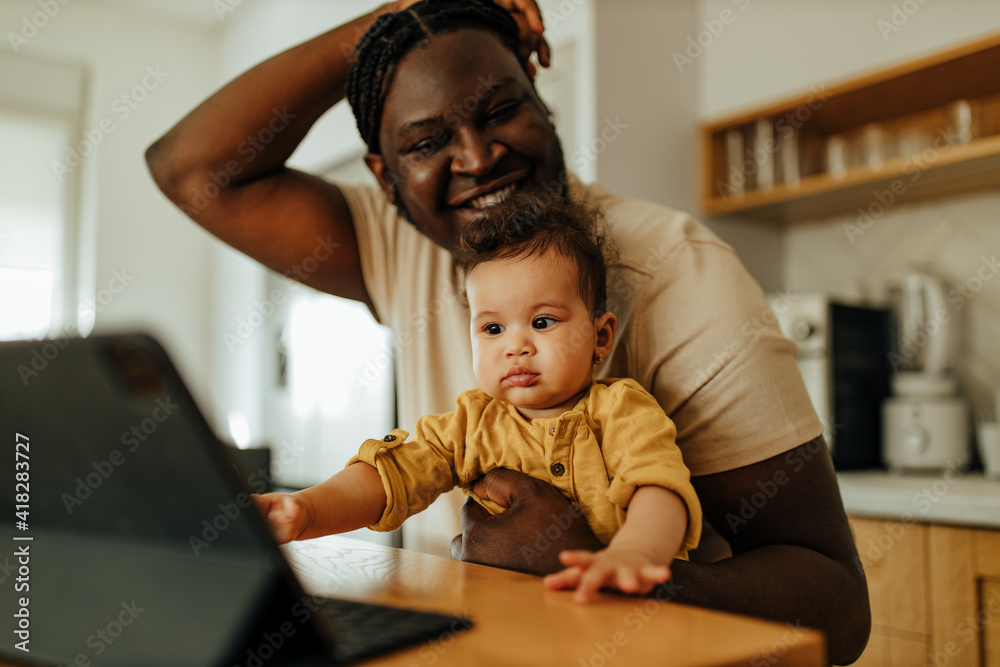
[345,428,411,532]
[606,470,703,558]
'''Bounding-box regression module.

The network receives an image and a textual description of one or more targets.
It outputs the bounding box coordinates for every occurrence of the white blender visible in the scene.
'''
[883,266,970,472]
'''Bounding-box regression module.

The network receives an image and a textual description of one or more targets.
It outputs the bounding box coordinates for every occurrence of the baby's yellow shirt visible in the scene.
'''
[348,378,701,557]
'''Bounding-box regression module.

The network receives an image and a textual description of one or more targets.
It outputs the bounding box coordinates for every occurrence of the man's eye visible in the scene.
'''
[484,323,505,335]
[532,317,557,330]
[486,100,519,122]
[408,137,440,156]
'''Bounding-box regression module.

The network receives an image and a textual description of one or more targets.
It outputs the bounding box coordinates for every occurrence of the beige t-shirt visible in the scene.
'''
[340,175,821,556]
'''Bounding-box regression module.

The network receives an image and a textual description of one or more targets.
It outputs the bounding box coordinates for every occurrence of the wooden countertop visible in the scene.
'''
[282,535,827,666]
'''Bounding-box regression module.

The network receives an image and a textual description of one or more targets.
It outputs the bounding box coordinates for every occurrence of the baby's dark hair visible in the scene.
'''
[346,0,523,154]
[457,194,612,316]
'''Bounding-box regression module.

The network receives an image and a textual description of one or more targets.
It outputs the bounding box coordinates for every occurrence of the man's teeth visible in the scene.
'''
[468,183,516,209]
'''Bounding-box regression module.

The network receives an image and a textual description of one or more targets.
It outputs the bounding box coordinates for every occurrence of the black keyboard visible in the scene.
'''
[315,597,473,664]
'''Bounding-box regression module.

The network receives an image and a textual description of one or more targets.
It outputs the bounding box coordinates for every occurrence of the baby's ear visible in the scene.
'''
[595,312,617,355]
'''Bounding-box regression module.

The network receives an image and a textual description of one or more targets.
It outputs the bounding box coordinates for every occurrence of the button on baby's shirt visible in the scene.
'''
[549,426,557,436]
[550,462,565,476]
[383,434,396,442]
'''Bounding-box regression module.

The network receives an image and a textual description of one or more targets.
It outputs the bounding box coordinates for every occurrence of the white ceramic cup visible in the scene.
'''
[977,421,1000,479]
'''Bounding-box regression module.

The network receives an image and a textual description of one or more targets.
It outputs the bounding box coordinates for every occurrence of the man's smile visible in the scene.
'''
[448,168,530,209]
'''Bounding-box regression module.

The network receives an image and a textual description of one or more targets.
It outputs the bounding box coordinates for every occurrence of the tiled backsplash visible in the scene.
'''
[783,189,1000,419]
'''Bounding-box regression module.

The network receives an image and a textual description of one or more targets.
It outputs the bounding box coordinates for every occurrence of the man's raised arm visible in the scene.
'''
[145,4,406,307]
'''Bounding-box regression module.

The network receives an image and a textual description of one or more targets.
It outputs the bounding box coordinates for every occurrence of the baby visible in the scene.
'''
[255,193,701,602]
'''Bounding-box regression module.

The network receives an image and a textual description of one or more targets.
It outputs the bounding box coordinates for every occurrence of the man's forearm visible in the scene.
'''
[668,545,869,665]
[146,3,399,195]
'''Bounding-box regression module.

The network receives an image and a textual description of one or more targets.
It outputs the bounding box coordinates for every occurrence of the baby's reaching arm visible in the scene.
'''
[543,486,687,602]
[253,462,387,543]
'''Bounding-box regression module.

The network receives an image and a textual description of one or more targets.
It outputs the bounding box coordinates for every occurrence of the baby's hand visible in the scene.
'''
[543,547,671,603]
[252,493,309,544]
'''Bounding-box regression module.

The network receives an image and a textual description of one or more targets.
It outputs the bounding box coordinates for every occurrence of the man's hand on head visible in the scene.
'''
[394,0,550,76]
[494,0,550,74]
[450,468,603,576]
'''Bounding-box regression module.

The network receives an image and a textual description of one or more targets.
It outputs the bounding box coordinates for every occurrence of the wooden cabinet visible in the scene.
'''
[851,519,929,666]
[699,32,1000,222]
[849,517,1000,666]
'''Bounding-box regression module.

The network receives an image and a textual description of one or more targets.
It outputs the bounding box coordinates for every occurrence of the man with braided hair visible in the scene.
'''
[146,1,870,662]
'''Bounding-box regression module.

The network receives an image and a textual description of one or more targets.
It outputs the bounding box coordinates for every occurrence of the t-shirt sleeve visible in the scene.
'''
[627,238,822,477]
[598,380,702,555]
[337,182,398,324]
[346,408,466,532]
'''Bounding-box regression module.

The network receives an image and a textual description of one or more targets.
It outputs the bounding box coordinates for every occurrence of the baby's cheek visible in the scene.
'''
[553,334,593,363]
[470,343,496,392]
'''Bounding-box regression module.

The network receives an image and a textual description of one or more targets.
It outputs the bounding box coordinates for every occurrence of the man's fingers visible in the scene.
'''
[449,533,464,560]
[536,35,551,68]
[470,473,505,507]
[515,0,545,34]
[496,2,549,72]
[471,468,538,508]
[496,0,545,34]
[459,495,492,532]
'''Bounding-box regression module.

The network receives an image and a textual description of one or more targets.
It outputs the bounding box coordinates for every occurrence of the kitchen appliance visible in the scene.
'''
[770,293,892,469]
[882,267,970,471]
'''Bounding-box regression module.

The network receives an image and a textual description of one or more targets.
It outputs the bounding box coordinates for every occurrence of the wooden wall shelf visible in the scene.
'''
[700,32,1000,222]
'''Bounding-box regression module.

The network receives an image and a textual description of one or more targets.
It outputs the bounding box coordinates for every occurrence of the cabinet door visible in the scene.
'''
[981,581,1000,667]
[851,517,930,636]
[928,525,981,667]
[977,531,1000,667]
[853,632,932,667]
[849,517,930,666]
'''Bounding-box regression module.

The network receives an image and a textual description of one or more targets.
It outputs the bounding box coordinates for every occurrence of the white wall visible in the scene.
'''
[699,0,1000,119]
[594,0,698,214]
[0,0,220,406]
[585,0,784,291]
[219,0,381,172]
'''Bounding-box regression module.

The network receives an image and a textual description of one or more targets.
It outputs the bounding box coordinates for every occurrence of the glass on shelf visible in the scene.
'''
[752,117,776,191]
[945,98,986,145]
[951,99,974,144]
[725,127,745,197]
[860,123,890,170]
[777,125,800,188]
[825,134,848,179]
